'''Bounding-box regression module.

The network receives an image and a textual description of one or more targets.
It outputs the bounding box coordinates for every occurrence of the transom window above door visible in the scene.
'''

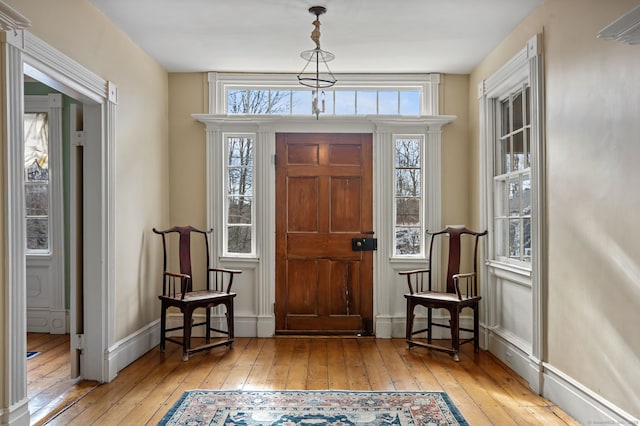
[227,88,421,116]
[207,72,441,116]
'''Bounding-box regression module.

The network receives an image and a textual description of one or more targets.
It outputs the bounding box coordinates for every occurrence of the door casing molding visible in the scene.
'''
[1,27,116,424]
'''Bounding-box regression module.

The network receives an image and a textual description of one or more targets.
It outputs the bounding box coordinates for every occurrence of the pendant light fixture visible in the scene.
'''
[297,6,336,119]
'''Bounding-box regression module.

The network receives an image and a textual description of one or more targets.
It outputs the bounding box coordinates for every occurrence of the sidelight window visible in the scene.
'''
[394,135,424,256]
[224,134,255,256]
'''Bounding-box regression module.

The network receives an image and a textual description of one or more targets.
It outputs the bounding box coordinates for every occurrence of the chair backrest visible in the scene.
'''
[427,227,487,294]
[153,226,211,293]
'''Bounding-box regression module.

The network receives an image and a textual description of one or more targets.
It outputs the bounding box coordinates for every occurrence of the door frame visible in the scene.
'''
[194,115,455,340]
[1,28,116,423]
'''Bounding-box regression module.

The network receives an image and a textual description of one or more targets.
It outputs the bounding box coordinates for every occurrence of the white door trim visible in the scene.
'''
[1,27,116,424]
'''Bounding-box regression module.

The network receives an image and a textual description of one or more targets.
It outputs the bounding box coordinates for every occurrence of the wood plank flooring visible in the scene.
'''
[27,333,579,425]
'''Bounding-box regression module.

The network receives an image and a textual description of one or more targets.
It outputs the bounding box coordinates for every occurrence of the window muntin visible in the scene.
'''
[494,86,531,263]
[224,135,255,255]
[225,88,421,116]
[24,112,50,253]
[394,135,424,256]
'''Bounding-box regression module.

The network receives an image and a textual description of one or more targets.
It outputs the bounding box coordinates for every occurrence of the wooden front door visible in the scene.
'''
[275,133,374,335]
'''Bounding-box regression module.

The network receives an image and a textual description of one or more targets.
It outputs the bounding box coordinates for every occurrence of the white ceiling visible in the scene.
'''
[88,0,543,74]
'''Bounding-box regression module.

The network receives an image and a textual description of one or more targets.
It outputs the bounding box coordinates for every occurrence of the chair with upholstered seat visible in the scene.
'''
[400,226,487,361]
[153,226,241,361]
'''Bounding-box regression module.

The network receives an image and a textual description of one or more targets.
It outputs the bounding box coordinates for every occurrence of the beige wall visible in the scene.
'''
[470,0,640,417]
[440,74,472,228]
[4,0,170,342]
[167,73,208,229]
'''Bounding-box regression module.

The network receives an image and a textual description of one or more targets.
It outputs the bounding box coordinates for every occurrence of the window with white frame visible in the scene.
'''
[226,88,421,116]
[494,87,532,263]
[209,72,440,116]
[481,35,543,270]
[224,134,255,256]
[394,135,424,256]
[24,112,50,252]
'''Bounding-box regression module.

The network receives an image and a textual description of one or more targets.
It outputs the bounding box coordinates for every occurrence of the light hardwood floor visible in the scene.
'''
[27,333,579,425]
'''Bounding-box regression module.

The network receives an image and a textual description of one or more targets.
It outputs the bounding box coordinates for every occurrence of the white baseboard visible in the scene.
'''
[26,308,68,334]
[375,315,393,338]
[404,314,476,340]
[256,315,274,337]
[104,314,261,381]
[487,329,537,386]
[0,397,30,426]
[165,313,258,338]
[487,329,639,425]
[105,320,160,382]
[542,364,639,426]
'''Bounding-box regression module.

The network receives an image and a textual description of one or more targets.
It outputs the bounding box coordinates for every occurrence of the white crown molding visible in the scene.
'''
[598,5,640,45]
[0,1,30,32]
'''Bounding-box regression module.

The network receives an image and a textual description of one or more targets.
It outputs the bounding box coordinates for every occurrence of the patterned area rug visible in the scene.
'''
[158,390,468,425]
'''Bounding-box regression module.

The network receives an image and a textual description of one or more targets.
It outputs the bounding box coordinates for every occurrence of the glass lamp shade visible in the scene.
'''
[297,48,337,88]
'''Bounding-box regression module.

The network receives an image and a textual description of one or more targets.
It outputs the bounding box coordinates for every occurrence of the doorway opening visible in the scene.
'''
[23,72,93,421]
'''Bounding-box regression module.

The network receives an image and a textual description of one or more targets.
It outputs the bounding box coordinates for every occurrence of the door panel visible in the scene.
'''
[275,133,373,334]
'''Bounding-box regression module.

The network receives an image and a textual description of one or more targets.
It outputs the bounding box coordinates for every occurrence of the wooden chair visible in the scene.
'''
[153,226,241,361]
[400,226,487,361]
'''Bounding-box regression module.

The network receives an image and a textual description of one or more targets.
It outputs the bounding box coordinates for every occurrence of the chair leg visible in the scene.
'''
[182,308,193,361]
[405,300,414,347]
[427,307,433,344]
[226,300,234,347]
[449,307,461,362]
[474,304,480,353]
[205,307,211,344]
[160,301,167,352]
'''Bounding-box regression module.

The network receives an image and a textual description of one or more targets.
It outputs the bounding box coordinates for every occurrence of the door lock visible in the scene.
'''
[352,231,377,251]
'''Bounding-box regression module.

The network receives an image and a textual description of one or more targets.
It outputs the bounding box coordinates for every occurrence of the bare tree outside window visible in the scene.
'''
[224,90,298,255]
[227,90,291,114]
[495,87,532,262]
[395,137,423,255]
[226,88,422,116]
[226,136,253,254]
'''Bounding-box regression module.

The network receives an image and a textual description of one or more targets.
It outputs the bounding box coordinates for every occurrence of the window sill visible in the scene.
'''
[487,260,532,287]
[26,252,52,259]
[389,257,429,270]
[219,256,259,264]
